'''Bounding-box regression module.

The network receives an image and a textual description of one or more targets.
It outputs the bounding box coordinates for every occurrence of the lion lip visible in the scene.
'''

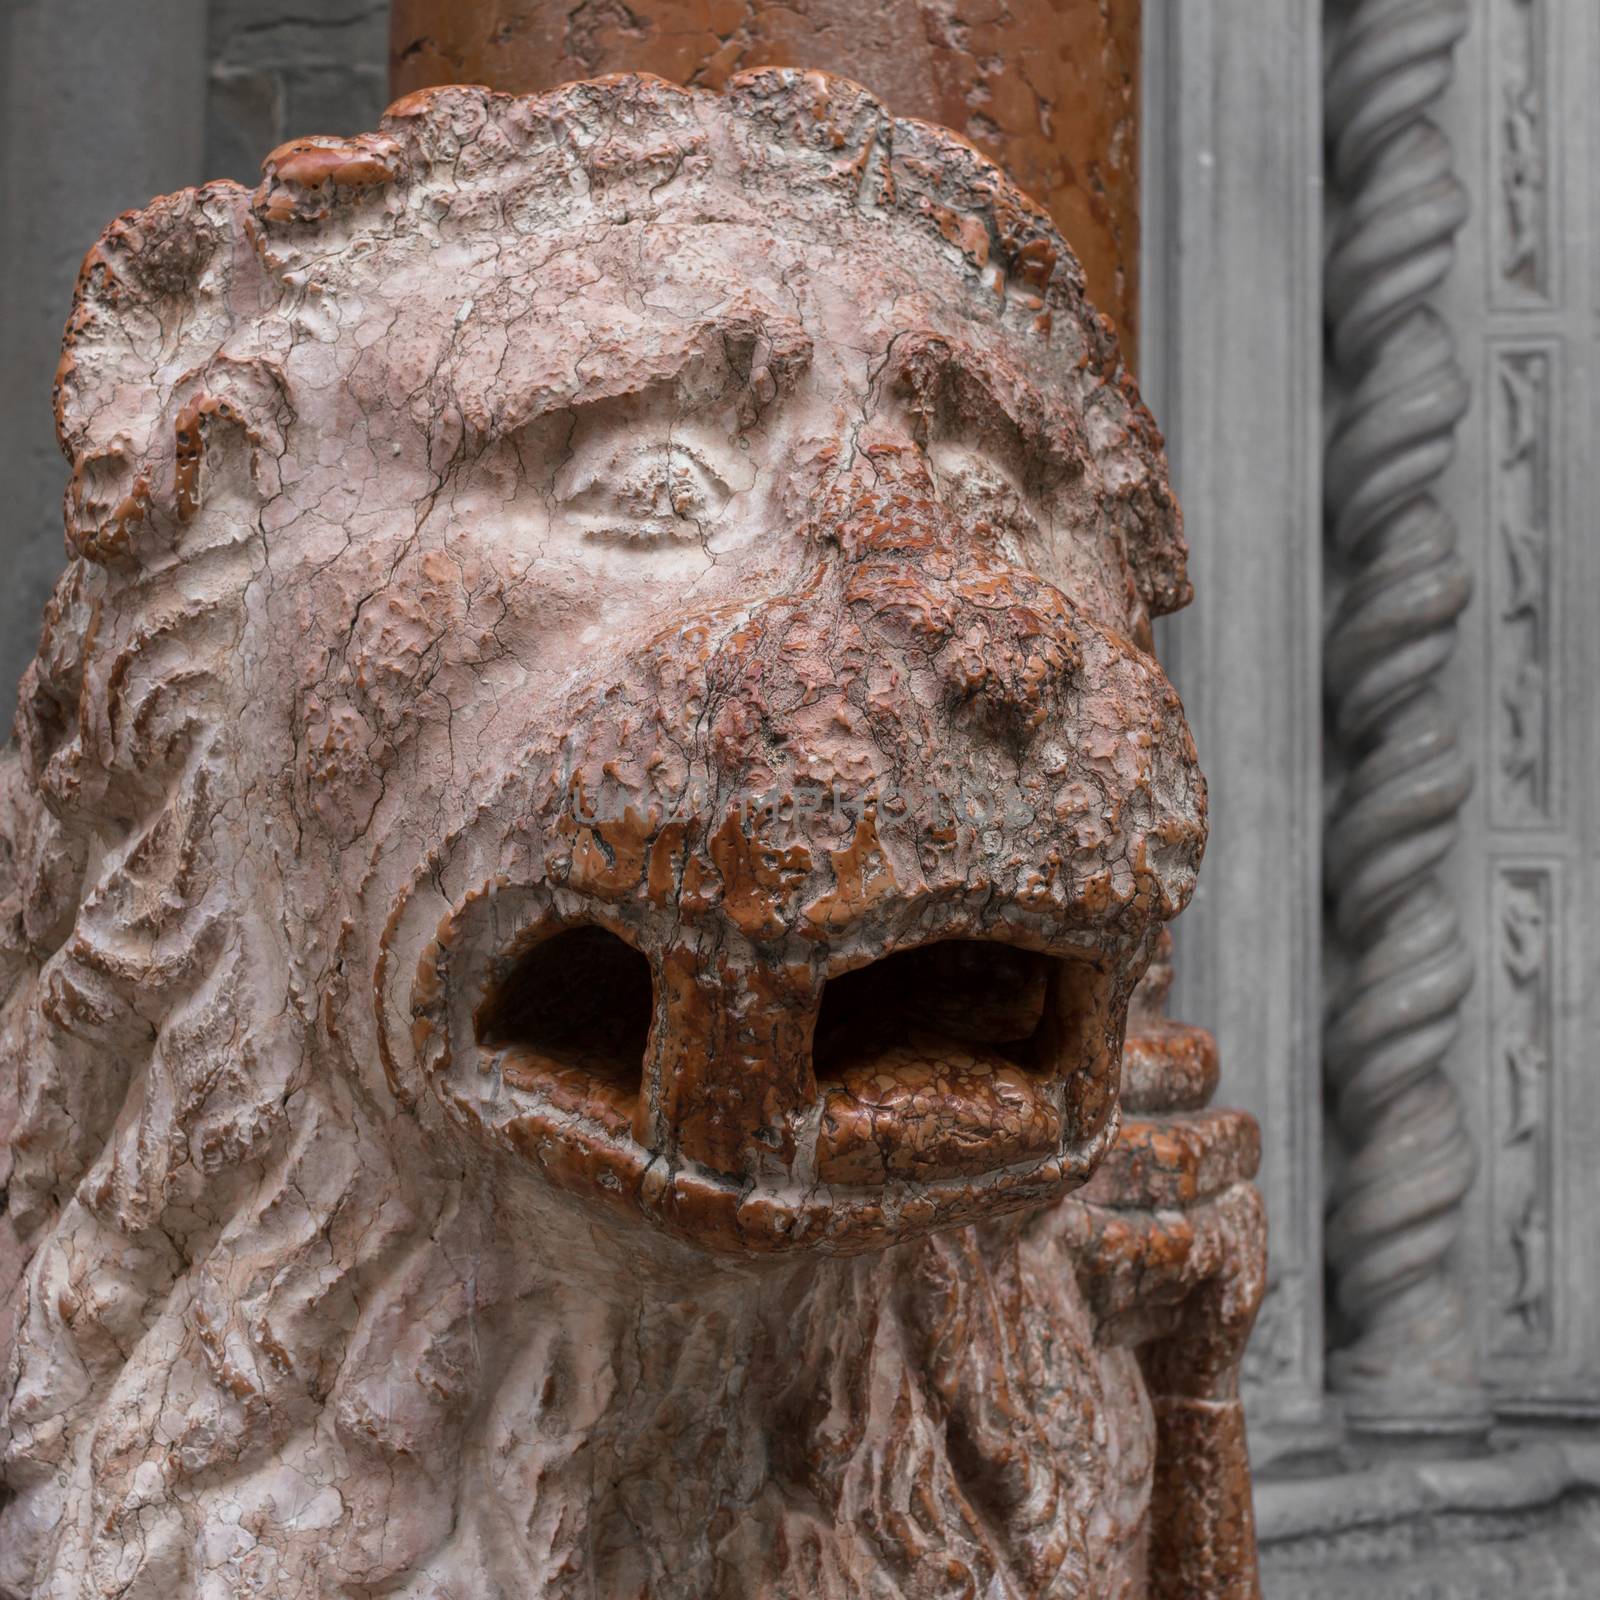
[814,1032,1064,1183]
[481,935,1121,1182]
[806,943,1116,1184]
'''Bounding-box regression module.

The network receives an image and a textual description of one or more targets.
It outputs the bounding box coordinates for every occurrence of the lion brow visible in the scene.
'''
[890,329,1085,481]
[483,307,815,439]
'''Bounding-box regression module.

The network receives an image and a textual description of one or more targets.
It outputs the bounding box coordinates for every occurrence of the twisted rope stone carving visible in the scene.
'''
[1323,0,1483,1423]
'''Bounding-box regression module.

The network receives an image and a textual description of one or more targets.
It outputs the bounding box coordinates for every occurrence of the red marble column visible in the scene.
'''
[390,0,1141,366]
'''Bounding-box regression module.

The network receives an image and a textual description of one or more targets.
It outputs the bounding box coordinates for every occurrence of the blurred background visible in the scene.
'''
[3,2,1597,1594]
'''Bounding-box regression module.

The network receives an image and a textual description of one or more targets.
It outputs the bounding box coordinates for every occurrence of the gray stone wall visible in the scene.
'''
[205,0,390,186]
[0,0,388,715]
[0,0,205,722]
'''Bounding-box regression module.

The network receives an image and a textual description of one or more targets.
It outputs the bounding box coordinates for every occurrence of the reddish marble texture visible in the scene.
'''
[391,0,1144,364]
[0,71,1260,1598]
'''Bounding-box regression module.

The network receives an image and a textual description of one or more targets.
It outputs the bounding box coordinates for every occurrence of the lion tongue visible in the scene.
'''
[814,1030,1062,1185]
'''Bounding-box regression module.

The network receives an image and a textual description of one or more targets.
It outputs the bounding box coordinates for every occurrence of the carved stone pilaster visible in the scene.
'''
[1492,0,1553,307]
[1489,345,1556,827]
[1489,866,1555,1357]
[1322,0,1486,1427]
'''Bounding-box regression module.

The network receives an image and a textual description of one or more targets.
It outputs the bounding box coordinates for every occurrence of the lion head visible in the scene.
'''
[1,72,1201,1596]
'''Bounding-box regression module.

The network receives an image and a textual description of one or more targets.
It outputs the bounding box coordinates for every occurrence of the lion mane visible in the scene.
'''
[1,73,1178,1597]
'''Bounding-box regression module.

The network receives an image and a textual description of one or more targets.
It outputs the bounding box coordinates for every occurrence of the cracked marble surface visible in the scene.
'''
[1,71,1260,1597]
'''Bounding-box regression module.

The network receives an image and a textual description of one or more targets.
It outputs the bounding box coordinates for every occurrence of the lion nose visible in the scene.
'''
[939,600,1084,739]
[827,486,1087,744]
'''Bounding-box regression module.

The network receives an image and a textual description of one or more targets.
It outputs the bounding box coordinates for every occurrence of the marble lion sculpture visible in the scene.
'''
[0,70,1264,1598]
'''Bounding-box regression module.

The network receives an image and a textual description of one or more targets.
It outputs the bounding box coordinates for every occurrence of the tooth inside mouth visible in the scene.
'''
[812,940,1112,1184]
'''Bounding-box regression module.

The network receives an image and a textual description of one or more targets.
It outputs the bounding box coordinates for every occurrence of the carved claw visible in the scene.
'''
[1062,1010,1267,1600]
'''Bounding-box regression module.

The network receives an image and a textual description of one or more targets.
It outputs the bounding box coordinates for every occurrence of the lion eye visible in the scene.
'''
[930,450,1042,564]
[564,442,733,546]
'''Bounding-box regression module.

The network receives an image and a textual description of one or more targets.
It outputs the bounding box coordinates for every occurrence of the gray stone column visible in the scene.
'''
[0,0,208,716]
[1321,0,1487,1434]
[1141,0,1330,1447]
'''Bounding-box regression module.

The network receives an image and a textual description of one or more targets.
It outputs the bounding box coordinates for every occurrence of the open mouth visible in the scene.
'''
[387,863,1142,1253]
[476,924,653,1122]
[810,940,1112,1184]
[468,923,1123,1194]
